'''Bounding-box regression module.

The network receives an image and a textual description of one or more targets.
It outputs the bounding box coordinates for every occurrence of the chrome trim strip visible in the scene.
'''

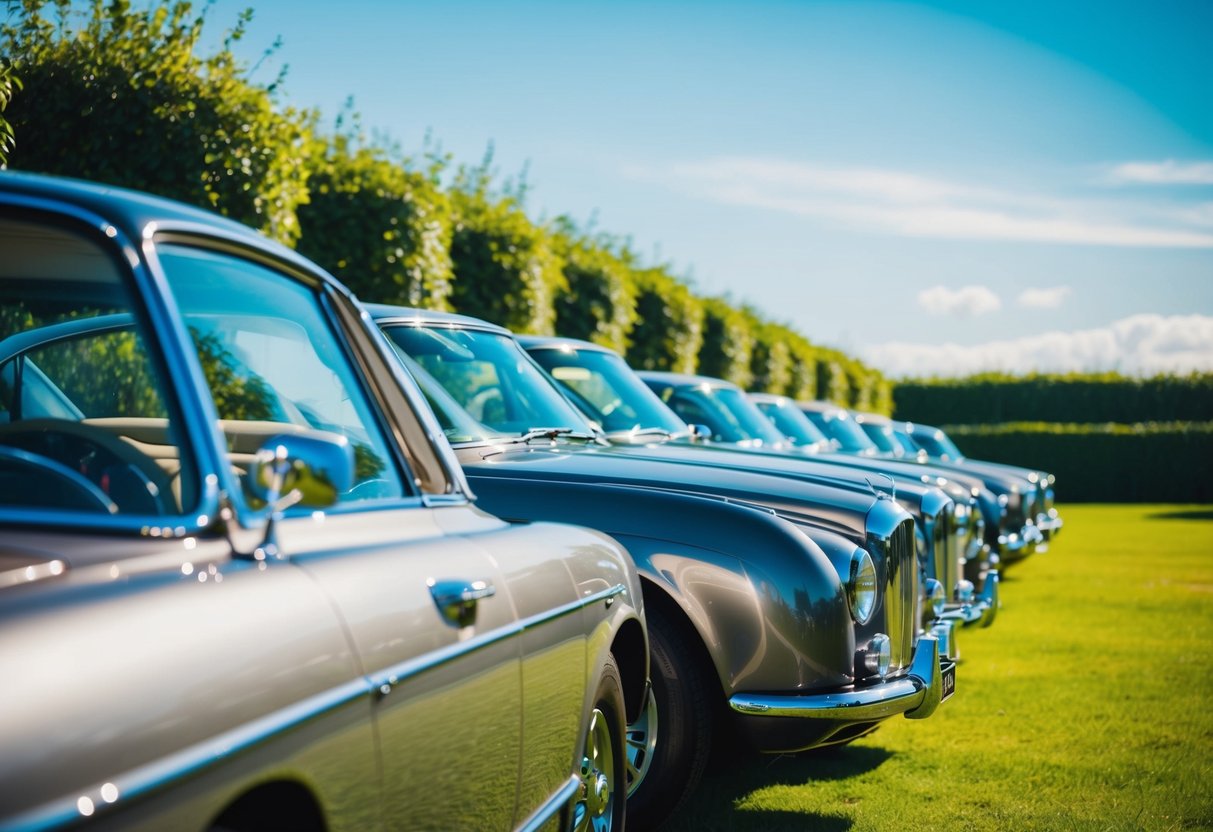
[1,575,624,831]
[517,774,580,832]
[1,678,372,832]
[370,583,628,690]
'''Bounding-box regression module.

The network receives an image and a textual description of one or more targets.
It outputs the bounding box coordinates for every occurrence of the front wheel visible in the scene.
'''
[626,604,715,830]
[572,653,626,832]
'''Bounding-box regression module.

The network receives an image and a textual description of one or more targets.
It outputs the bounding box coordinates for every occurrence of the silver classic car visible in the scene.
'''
[371,307,956,830]
[0,173,648,832]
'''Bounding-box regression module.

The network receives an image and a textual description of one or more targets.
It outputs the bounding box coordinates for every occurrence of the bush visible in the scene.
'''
[697,298,753,388]
[550,221,637,354]
[296,135,453,309]
[448,173,565,334]
[1,0,317,245]
[626,268,704,372]
[749,320,794,395]
[945,421,1213,502]
[894,372,1213,425]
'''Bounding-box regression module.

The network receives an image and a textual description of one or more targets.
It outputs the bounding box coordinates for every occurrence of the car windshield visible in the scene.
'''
[752,398,829,446]
[892,430,921,455]
[804,409,879,453]
[528,347,688,437]
[379,325,599,441]
[658,383,789,446]
[912,428,966,461]
[858,421,900,454]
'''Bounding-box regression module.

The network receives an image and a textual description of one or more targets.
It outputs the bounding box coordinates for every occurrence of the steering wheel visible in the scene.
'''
[0,418,173,514]
[0,445,118,514]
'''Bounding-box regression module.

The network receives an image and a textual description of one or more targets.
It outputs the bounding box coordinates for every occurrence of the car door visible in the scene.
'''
[153,241,525,831]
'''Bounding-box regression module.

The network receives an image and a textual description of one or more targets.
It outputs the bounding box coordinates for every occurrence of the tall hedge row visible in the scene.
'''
[894,373,1213,426]
[945,422,1213,503]
[0,0,891,403]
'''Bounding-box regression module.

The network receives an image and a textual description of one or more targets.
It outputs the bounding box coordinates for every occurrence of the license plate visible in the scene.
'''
[940,660,957,701]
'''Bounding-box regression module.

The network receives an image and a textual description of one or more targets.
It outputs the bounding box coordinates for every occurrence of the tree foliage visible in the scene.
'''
[626,267,704,373]
[296,133,454,309]
[697,298,754,388]
[748,319,794,395]
[447,164,566,334]
[550,220,637,354]
[0,56,20,167]
[1,0,317,243]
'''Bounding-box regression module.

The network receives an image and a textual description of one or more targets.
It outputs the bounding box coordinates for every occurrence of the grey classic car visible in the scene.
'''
[372,307,955,829]
[0,173,649,832]
[522,344,994,629]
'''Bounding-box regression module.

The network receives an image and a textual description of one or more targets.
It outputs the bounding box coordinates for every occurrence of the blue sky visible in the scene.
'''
[206,0,1213,377]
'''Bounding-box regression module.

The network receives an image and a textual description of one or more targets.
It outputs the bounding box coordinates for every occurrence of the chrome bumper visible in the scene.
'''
[997,523,1043,560]
[729,635,954,724]
[939,569,1000,629]
[1037,510,1063,542]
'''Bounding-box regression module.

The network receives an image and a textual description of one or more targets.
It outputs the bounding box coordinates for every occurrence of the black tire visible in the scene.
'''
[627,604,715,831]
[572,653,627,832]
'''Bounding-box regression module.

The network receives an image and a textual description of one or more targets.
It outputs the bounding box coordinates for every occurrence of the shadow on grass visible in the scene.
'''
[654,744,894,832]
[1145,508,1213,521]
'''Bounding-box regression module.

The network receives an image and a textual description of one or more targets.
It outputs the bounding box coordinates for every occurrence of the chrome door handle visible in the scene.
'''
[428,579,496,628]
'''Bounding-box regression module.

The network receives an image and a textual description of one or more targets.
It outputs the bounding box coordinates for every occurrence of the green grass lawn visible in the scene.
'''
[657,505,1213,831]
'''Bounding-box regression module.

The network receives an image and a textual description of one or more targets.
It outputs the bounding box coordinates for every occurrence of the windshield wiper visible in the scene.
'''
[607,427,675,442]
[515,427,603,445]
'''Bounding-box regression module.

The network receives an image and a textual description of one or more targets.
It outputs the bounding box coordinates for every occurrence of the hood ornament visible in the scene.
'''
[865,473,896,502]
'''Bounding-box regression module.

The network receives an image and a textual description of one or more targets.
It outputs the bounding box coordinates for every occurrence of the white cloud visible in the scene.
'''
[1108,160,1213,186]
[917,285,1002,317]
[1017,286,1071,309]
[861,314,1213,379]
[625,157,1213,248]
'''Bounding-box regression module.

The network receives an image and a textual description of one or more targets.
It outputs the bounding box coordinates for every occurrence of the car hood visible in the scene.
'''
[455,441,887,543]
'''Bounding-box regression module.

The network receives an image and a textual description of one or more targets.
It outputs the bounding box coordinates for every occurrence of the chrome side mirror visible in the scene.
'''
[687,424,713,443]
[248,431,355,511]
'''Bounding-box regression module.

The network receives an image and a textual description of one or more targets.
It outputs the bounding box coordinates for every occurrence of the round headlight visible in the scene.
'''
[849,548,878,625]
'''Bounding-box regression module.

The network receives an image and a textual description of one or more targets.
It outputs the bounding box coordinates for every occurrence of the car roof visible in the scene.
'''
[747,392,794,405]
[0,171,325,274]
[797,399,848,415]
[517,334,615,354]
[366,303,512,335]
[636,370,740,390]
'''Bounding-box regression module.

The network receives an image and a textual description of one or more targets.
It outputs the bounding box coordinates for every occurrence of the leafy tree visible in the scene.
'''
[626,268,704,373]
[749,319,794,395]
[296,132,454,309]
[0,56,20,167]
[1,0,317,244]
[697,298,753,388]
[785,337,820,401]
[550,220,637,354]
[447,163,565,334]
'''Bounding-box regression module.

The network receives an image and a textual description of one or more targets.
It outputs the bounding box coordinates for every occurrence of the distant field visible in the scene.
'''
[657,505,1213,832]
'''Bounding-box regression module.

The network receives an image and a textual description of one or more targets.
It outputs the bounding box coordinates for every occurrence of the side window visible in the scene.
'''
[0,218,193,516]
[156,245,409,505]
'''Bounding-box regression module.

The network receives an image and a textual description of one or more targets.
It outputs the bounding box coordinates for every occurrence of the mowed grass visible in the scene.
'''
[657,505,1213,832]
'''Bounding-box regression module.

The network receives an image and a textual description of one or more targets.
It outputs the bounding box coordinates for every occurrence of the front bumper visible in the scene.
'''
[939,569,1000,629]
[996,523,1043,564]
[1037,509,1063,543]
[727,635,955,753]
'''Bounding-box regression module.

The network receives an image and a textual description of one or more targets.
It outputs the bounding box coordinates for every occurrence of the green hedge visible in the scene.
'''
[944,421,1213,503]
[626,268,704,373]
[550,224,637,354]
[697,298,754,388]
[895,373,1213,426]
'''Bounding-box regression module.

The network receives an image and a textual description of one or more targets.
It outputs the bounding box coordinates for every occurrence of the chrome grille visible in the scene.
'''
[867,507,917,676]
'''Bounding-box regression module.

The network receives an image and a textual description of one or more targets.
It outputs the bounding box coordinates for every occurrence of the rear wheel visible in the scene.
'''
[572,653,626,832]
[627,604,715,830]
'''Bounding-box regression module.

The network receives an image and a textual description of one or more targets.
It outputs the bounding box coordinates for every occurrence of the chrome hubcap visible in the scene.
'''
[573,708,616,831]
[624,685,658,797]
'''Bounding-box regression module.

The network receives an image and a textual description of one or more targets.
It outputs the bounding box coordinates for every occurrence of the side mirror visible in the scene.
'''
[687,424,713,443]
[239,431,355,562]
[248,430,355,511]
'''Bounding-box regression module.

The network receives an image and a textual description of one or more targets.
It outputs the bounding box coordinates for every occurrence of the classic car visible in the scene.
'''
[0,173,649,832]
[372,306,955,829]
[899,420,1062,544]
[521,342,994,628]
